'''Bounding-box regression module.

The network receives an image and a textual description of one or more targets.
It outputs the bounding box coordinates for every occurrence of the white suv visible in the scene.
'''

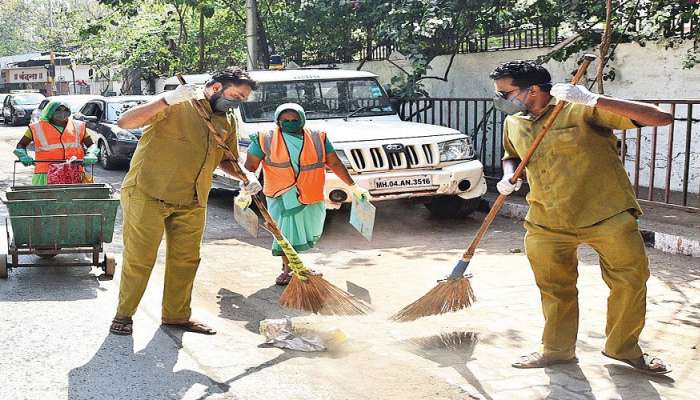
[164,69,487,216]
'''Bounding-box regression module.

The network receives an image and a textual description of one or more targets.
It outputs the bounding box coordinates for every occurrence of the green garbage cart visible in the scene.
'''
[1,182,120,278]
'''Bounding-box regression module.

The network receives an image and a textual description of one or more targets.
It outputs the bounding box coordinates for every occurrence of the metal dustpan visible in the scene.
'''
[234,202,259,237]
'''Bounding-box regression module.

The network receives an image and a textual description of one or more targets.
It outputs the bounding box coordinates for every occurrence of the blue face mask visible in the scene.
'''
[280,120,303,133]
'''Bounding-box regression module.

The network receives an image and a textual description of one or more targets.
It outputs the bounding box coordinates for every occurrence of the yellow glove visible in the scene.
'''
[349,184,370,200]
[234,190,252,209]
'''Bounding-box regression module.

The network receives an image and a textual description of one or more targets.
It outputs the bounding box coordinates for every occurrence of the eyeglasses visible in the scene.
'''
[495,88,521,99]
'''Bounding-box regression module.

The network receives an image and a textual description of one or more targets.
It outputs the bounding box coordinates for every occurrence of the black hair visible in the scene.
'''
[206,66,257,90]
[489,60,552,91]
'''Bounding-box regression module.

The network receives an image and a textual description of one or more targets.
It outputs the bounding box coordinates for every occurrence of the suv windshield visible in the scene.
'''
[240,78,394,122]
[13,93,44,105]
[106,100,147,122]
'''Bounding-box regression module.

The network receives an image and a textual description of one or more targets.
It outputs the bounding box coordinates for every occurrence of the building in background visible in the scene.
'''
[0,52,119,96]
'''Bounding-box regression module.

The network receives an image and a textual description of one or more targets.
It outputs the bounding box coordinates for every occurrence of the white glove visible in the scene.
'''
[349,184,370,200]
[496,173,522,196]
[162,84,198,105]
[550,83,599,107]
[234,190,252,209]
[242,169,262,195]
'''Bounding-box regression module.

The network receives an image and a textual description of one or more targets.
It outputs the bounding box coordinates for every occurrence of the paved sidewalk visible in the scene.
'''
[485,192,700,258]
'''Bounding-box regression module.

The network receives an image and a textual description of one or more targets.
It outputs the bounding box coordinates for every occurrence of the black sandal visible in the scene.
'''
[602,351,672,375]
[162,320,217,335]
[110,317,133,336]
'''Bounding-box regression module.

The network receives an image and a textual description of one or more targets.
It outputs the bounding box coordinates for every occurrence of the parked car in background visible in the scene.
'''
[0,93,9,122]
[2,91,45,126]
[75,95,152,170]
[30,94,102,124]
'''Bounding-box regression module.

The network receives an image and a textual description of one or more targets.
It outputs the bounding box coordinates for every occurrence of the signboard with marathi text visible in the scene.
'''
[5,68,46,83]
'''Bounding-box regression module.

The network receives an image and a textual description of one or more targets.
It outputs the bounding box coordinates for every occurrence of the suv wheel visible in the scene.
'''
[99,141,119,170]
[425,196,482,218]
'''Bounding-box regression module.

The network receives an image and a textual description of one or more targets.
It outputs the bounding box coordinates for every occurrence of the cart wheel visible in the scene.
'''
[0,254,8,279]
[104,254,116,277]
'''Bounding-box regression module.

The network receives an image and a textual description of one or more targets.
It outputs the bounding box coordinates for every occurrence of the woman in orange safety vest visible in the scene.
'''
[239,103,370,285]
[13,100,99,185]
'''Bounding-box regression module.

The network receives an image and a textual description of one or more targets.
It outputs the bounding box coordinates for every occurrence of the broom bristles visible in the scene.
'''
[391,277,475,322]
[279,274,370,315]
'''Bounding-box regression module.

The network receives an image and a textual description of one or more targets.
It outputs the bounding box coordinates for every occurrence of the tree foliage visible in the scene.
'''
[2,0,695,95]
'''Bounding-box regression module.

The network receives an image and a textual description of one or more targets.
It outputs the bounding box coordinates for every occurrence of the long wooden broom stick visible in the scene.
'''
[177,75,367,315]
[392,54,596,321]
[175,75,301,267]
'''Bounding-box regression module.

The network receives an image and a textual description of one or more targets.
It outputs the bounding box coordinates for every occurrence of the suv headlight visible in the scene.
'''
[438,138,474,162]
[115,129,138,141]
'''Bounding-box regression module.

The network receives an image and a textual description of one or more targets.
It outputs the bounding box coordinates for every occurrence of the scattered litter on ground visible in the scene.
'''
[259,318,348,352]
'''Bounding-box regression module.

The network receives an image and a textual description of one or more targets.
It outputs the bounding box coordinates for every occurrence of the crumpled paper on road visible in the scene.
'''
[259,318,326,352]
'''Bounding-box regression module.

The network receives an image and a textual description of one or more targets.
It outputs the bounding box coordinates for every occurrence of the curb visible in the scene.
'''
[487,198,700,258]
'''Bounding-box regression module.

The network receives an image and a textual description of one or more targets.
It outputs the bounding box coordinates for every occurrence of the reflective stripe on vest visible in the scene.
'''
[262,130,292,168]
[299,129,325,171]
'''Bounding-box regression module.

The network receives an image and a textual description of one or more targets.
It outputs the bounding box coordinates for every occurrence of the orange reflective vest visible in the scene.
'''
[258,127,327,204]
[29,118,86,174]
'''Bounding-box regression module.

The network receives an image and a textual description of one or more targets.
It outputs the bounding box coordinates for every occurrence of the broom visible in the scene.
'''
[176,74,368,315]
[392,54,596,322]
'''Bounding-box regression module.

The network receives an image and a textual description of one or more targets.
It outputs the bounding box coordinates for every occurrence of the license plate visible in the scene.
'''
[373,175,433,190]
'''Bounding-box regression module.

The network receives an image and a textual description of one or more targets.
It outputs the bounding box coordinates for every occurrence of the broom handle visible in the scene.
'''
[176,74,286,240]
[458,54,596,266]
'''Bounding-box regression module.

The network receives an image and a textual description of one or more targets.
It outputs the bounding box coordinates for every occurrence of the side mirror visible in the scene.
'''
[76,113,97,122]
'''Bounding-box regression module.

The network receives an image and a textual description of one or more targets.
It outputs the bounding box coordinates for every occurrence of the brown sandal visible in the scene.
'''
[276,271,292,286]
[602,351,672,375]
[162,320,217,335]
[512,352,578,369]
[110,317,133,336]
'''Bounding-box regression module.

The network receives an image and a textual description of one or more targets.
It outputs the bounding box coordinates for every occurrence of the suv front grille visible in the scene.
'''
[347,144,439,172]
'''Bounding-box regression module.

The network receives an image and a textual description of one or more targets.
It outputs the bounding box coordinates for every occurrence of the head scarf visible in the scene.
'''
[39,100,71,122]
[274,103,306,128]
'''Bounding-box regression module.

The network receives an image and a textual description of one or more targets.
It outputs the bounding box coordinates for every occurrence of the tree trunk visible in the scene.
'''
[245,0,260,70]
[257,17,270,68]
[596,0,613,94]
[199,8,205,73]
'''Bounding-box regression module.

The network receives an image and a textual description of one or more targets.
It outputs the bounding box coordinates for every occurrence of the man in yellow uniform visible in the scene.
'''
[490,60,673,374]
[109,67,262,336]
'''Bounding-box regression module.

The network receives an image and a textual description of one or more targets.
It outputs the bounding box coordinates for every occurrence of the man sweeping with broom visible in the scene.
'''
[109,67,262,336]
[490,60,673,374]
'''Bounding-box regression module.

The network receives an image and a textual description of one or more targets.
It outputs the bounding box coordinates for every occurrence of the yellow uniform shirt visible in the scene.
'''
[502,98,641,229]
[121,93,238,206]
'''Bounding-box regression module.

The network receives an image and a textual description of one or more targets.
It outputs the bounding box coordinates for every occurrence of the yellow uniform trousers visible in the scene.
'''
[117,185,206,320]
[524,210,649,361]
